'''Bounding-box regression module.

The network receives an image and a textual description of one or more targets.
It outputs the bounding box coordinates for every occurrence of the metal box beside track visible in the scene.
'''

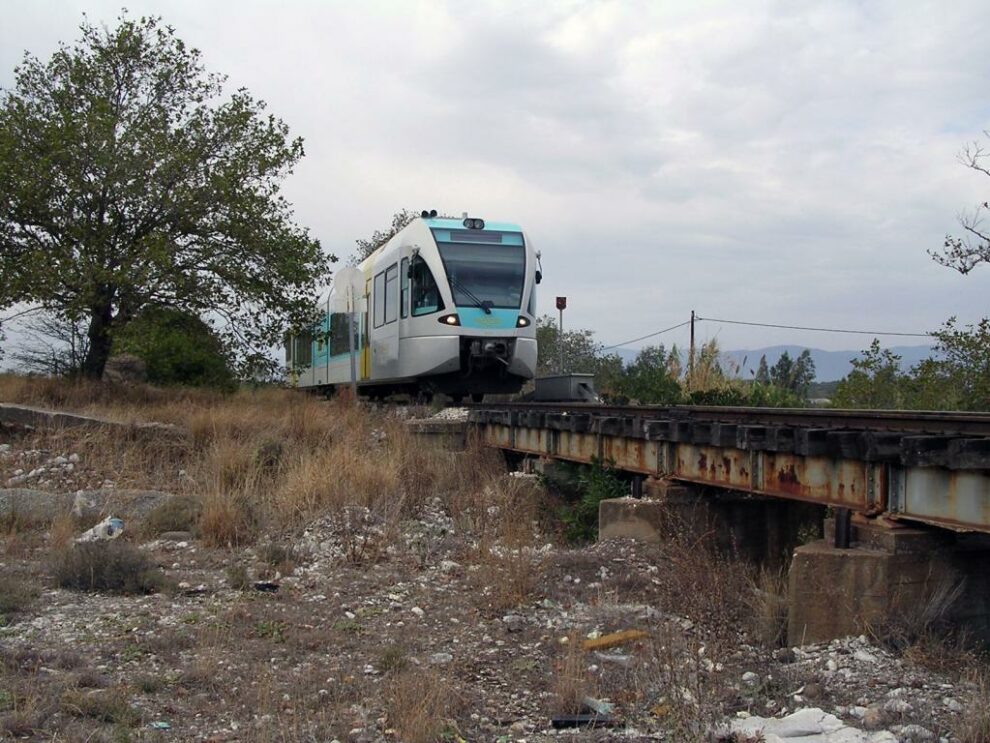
[532,374,599,402]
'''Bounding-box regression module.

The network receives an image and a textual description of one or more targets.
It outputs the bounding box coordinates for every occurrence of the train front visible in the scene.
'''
[424,216,538,398]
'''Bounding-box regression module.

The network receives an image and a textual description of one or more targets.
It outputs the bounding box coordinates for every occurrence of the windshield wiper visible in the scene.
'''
[448,276,493,314]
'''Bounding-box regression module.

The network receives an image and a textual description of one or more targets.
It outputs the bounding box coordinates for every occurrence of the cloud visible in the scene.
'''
[2,0,989,359]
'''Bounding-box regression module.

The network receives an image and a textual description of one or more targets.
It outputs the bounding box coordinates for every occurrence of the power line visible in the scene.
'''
[603,320,692,350]
[697,316,930,338]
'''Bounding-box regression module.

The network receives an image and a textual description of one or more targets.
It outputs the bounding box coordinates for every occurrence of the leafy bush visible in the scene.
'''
[114,306,236,391]
[557,459,628,543]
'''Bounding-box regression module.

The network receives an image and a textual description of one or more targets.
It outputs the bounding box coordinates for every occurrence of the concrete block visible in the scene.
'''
[599,497,666,543]
[786,535,990,645]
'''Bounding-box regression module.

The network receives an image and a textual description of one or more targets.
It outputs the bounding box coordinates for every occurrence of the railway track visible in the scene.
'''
[465,401,990,532]
[465,402,990,437]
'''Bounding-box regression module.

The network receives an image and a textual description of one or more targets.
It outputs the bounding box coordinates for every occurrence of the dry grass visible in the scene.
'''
[955,670,990,743]
[552,633,597,714]
[2,375,520,547]
[0,576,37,619]
[385,669,460,743]
[50,541,166,594]
[744,567,790,648]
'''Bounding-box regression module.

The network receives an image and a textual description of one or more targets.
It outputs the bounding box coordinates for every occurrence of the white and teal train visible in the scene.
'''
[286,212,540,402]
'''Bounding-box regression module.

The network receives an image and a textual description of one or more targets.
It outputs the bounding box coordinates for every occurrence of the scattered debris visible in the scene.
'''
[75,516,124,542]
[581,628,648,651]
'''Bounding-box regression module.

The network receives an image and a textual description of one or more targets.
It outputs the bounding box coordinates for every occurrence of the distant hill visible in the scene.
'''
[612,344,934,382]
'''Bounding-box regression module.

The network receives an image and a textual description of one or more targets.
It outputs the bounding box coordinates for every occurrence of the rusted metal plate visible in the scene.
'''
[892,466,990,531]
[477,420,990,533]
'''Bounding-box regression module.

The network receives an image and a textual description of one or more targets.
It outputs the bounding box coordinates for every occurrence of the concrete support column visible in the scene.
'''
[787,519,990,645]
[600,478,824,567]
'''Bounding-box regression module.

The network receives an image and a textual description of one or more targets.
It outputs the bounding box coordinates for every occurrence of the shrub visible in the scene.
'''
[141,495,202,537]
[60,688,140,726]
[51,541,165,594]
[0,577,37,620]
[556,459,627,543]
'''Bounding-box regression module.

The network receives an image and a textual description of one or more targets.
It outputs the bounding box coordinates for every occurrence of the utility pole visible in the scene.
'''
[688,309,696,388]
[556,296,567,374]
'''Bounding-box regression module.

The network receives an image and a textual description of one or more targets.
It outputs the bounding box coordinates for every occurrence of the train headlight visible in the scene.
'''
[439,314,461,326]
[516,316,530,327]
[462,217,485,230]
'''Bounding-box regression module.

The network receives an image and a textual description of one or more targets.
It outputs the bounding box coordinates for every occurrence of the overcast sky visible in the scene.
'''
[2,0,989,355]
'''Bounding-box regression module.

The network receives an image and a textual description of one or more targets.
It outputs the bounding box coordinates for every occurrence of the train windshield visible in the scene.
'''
[435,239,525,310]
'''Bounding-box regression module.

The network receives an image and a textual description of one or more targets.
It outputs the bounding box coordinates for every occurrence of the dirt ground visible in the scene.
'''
[1,396,987,742]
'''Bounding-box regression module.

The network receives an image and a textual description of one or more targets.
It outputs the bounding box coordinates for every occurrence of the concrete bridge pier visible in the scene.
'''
[598,478,990,645]
[599,477,823,566]
[787,517,990,646]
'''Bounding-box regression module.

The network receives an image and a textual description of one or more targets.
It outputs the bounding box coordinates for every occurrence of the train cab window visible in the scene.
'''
[373,271,385,328]
[410,257,445,316]
[400,258,409,318]
[384,264,398,324]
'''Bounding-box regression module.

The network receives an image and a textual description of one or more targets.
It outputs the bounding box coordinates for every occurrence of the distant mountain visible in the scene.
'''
[611,344,934,382]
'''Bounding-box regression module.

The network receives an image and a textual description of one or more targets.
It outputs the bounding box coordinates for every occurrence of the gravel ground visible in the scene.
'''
[1,435,986,742]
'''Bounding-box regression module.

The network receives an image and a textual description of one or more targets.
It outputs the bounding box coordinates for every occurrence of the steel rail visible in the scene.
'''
[465,402,990,436]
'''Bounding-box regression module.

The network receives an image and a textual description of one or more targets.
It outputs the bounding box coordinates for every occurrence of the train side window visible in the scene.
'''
[410,258,445,316]
[330,313,351,356]
[293,331,313,367]
[400,258,409,319]
[373,271,385,328]
[384,263,398,324]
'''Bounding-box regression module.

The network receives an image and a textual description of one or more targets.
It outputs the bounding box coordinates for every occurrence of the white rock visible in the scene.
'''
[942,697,963,712]
[741,671,760,686]
[883,698,912,714]
[853,649,878,663]
[410,606,425,618]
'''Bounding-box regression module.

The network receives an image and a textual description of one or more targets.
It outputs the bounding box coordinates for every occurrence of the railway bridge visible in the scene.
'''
[467,403,990,645]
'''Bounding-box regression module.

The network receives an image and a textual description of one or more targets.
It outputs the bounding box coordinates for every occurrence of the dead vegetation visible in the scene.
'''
[50,540,167,594]
[2,374,988,741]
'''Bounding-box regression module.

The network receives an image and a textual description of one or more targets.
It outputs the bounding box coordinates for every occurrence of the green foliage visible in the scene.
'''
[930,317,990,410]
[833,326,990,412]
[353,209,418,263]
[755,355,770,384]
[611,344,684,404]
[536,315,623,392]
[833,340,908,409]
[769,350,815,395]
[0,13,332,379]
[114,306,236,390]
[743,382,805,408]
[557,459,627,544]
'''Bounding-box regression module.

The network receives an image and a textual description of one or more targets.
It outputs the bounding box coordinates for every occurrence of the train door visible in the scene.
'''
[361,277,371,380]
[370,262,400,379]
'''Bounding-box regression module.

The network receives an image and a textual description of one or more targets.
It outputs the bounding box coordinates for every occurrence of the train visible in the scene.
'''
[286,211,540,402]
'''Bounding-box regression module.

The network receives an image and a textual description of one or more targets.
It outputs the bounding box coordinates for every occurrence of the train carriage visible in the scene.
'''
[287,212,540,402]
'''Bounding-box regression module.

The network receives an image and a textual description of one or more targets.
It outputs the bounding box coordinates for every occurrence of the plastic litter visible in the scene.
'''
[75,516,124,542]
[149,721,171,730]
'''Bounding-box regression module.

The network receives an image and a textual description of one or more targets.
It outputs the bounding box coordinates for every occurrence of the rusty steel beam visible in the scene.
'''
[476,421,990,534]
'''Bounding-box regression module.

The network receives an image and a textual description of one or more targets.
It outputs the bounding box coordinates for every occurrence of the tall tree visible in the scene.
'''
[0,14,332,379]
[769,351,794,390]
[754,354,770,384]
[930,132,990,274]
[792,349,816,396]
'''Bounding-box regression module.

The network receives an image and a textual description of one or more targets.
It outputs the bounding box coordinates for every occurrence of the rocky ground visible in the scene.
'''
[1,425,987,742]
